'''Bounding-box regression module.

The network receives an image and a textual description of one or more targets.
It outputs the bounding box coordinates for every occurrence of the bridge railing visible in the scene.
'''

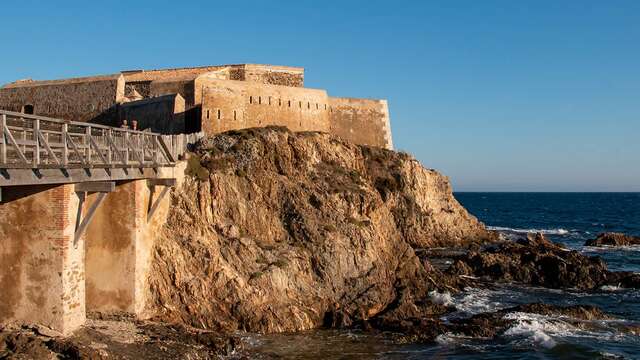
[0,110,176,169]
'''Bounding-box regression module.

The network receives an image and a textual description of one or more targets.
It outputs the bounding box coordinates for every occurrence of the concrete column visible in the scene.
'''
[84,179,170,316]
[0,184,85,335]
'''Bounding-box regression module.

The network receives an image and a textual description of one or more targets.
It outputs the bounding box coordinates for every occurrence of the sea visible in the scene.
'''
[239,193,640,359]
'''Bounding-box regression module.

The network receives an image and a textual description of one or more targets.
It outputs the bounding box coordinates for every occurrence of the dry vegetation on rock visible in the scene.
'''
[147,127,496,333]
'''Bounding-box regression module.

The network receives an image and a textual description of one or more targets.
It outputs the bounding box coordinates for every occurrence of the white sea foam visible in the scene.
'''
[434,332,477,345]
[502,313,565,349]
[429,290,454,306]
[583,245,640,252]
[488,226,571,235]
[500,312,620,350]
[599,284,624,292]
[451,287,505,315]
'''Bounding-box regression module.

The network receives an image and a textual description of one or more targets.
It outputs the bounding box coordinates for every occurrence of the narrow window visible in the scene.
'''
[206,109,210,119]
[250,96,253,104]
[268,96,272,105]
[299,101,302,108]
[234,110,237,120]
[217,109,221,119]
[22,104,34,114]
[324,104,327,110]
[279,99,282,106]
[288,100,291,107]
[259,96,262,105]
[307,102,310,109]
[316,103,319,110]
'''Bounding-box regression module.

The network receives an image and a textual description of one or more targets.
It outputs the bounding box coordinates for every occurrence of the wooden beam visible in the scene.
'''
[65,133,87,166]
[3,123,29,164]
[74,192,107,245]
[125,134,144,165]
[36,129,60,165]
[61,123,68,166]
[75,181,115,193]
[147,186,170,222]
[147,178,177,187]
[106,133,127,165]
[1,114,6,164]
[157,136,176,163]
[89,136,108,165]
[33,119,40,166]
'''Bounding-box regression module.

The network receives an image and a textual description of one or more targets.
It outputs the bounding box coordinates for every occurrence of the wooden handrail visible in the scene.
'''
[0,110,175,169]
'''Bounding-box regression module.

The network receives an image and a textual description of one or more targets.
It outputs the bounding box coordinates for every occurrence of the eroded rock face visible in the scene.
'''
[448,233,640,290]
[147,127,495,333]
[585,232,640,247]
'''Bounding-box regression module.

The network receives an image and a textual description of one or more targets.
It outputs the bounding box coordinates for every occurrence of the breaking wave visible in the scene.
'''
[451,287,507,315]
[429,290,454,306]
[487,226,571,235]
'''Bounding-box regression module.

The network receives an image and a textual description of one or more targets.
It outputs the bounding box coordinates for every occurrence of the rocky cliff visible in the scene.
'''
[147,127,496,333]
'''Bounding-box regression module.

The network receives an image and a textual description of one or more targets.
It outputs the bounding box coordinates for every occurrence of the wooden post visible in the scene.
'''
[123,132,129,165]
[1,114,6,164]
[85,126,92,164]
[33,119,40,167]
[107,129,112,165]
[62,123,68,166]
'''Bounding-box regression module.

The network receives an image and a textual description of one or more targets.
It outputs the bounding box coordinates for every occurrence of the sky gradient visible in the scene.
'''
[1,0,638,191]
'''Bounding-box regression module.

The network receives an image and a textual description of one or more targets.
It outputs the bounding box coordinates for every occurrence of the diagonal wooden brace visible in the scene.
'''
[74,181,115,246]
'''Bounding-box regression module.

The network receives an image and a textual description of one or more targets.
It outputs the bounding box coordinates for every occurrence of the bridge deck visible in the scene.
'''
[0,110,185,187]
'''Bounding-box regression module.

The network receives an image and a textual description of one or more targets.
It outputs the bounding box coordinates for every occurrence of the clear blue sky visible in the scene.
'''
[2,0,639,191]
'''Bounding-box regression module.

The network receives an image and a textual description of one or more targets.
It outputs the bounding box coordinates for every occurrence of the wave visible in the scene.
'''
[487,226,571,235]
[583,245,640,252]
[429,290,454,307]
[502,312,571,349]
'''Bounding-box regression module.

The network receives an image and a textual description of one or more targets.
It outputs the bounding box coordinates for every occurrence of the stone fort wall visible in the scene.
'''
[198,78,330,135]
[0,65,393,149]
[0,75,124,123]
[329,97,393,149]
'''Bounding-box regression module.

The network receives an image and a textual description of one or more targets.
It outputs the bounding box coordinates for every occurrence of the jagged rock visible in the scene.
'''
[448,233,639,290]
[585,232,640,247]
[147,127,495,333]
[369,302,611,344]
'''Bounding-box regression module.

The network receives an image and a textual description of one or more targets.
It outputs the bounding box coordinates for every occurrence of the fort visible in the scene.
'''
[0,64,393,149]
[0,64,393,336]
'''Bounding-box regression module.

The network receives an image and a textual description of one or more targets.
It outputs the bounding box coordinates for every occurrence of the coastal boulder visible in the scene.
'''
[448,233,640,290]
[585,232,640,247]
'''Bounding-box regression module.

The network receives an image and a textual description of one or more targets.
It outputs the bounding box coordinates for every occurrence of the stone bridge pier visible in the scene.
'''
[0,178,175,335]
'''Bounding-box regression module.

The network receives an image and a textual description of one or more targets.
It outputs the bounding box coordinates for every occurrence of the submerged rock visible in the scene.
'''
[585,232,640,247]
[448,233,640,290]
[373,302,611,344]
[147,127,495,334]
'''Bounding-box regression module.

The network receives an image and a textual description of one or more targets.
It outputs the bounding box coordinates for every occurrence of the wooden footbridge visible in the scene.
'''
[0,109,178,188]
[0,110,196,335]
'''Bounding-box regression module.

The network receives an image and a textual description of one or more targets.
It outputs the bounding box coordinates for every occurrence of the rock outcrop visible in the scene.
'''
[448,233,640,290]
[370,302,611,344]
[147,127,496,333]
[585,232,640,247]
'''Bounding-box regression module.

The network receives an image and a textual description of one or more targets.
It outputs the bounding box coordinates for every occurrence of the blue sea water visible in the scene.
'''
[241,193,640,359]
[456,192,640,273]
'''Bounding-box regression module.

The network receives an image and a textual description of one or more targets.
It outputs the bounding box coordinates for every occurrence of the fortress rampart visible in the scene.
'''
[0,64,393,149]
